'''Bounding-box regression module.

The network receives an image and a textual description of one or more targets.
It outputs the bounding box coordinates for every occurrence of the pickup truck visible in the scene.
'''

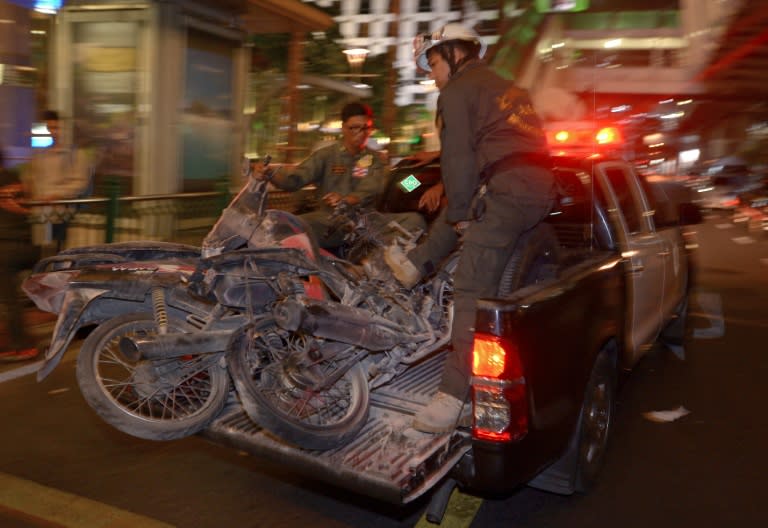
[198,152,701,517]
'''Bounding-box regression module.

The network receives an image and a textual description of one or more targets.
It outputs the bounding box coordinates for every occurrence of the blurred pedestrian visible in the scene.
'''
[0,146,40,362]
[21,110,93,252]
[384,23,556,433]
[252,102,425,250]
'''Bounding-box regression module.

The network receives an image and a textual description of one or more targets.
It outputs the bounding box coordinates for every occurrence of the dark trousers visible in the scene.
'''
[408,165,555,400]
[0,239,39,350]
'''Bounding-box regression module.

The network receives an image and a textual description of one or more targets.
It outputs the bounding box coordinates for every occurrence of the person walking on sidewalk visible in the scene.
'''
[384,23,556,433]
[0,146,40,362]
[21,110,93,253]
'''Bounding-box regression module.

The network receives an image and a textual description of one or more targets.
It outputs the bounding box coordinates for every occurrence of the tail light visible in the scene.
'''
[471,334,528,442]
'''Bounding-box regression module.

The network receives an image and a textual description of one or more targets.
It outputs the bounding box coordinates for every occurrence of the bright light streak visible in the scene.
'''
[598,258,621,271]
[679,149,700,164]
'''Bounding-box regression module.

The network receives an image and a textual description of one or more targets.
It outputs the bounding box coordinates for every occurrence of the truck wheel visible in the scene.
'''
[573,344,617,492]
[497,223,561,296]
[527,342,617,495]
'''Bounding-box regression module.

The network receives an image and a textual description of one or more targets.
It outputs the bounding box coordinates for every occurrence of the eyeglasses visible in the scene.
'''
[345,124,372,133]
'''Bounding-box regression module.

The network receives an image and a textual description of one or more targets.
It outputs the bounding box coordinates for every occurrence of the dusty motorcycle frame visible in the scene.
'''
[23,175,456,449]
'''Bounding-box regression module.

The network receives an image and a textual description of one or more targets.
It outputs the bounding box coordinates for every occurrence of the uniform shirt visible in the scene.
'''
[270,141,386,209]
[437,60,549,223]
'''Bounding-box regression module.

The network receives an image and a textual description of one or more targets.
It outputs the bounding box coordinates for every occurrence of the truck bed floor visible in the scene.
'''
[202,351,471,504]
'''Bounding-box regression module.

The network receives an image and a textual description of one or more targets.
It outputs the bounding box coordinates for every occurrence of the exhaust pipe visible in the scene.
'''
[272,298,409,351]
[119,329,234,361]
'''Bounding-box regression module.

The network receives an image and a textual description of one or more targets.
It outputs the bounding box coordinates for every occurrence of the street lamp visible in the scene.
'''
[342,47,370,85]
[342,47,370,69]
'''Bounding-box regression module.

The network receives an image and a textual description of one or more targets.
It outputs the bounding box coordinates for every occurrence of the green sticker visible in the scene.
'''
[398,174,422,193]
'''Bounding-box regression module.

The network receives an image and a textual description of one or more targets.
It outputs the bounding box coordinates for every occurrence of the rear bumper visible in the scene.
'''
[451,433,559,495]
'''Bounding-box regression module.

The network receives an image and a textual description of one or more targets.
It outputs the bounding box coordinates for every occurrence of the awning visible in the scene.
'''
[241,0,333,34]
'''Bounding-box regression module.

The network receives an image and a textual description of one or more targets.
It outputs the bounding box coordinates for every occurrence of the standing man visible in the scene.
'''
[0,147,40,361]
[254,102,424,250]
[21,110,92,252]
[385,23,556,433]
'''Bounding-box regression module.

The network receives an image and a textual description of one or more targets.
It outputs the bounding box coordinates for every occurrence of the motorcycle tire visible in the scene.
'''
[76,312,230,441]
[228,319,370,451]
[497,223,562,297]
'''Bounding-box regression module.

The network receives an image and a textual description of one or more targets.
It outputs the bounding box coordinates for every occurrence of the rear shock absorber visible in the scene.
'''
[151,287,169,335]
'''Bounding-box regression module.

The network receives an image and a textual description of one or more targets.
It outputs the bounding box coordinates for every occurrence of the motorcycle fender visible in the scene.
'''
[36,287,108,382]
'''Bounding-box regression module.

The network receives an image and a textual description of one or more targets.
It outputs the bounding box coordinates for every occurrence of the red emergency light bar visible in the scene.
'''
[547,126,623,148]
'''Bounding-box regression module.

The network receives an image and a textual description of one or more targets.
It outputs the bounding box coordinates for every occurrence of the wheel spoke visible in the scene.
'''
[243,327,358,426]
[94,323,217,420]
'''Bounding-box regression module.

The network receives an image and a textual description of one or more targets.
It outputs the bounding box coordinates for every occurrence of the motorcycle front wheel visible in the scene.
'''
[228,319,370,451]
[76,312,230,441]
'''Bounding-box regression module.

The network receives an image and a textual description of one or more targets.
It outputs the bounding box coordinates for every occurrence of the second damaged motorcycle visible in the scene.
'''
[23,172,456,450]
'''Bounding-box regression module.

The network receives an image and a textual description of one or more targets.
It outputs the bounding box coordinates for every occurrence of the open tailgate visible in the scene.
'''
[202,352,470,504]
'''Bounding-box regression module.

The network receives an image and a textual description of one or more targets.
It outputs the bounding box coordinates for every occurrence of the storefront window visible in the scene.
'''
[72,21,139,187]
[181,29,235,191]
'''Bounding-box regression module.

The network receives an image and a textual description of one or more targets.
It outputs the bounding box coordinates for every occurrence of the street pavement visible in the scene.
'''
[0,308,55,383]
[0,211,766,527]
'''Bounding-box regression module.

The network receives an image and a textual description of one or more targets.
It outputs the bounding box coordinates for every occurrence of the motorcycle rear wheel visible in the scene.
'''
[228,319,370,451]
[76,312,229,441]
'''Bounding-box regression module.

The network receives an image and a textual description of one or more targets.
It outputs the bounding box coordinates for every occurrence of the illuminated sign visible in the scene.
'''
[0,64,36,87]
[34,0,62,14]
[535,0,590,13]
[3,1,64,13]
[30,122,53,148]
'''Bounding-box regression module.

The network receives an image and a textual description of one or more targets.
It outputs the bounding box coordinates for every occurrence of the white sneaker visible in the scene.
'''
[413,392,464,433]
[383,244,421,288]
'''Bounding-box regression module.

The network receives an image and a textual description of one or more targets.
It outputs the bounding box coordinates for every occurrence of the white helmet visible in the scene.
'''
[413,23,487,72]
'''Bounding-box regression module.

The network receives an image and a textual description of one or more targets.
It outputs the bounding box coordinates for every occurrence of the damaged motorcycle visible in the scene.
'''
[23,173,456,450]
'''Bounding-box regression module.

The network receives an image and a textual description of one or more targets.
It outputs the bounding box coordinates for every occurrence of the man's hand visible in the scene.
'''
[418,182,444,213]
[323,192,360,207]
[322,192,343,207]
[249,159,272,181]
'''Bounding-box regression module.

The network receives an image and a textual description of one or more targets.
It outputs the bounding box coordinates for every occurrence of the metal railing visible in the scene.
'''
[24,183,318,249]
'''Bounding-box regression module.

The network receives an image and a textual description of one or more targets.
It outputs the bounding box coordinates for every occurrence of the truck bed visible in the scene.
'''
[201,351,471,504]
